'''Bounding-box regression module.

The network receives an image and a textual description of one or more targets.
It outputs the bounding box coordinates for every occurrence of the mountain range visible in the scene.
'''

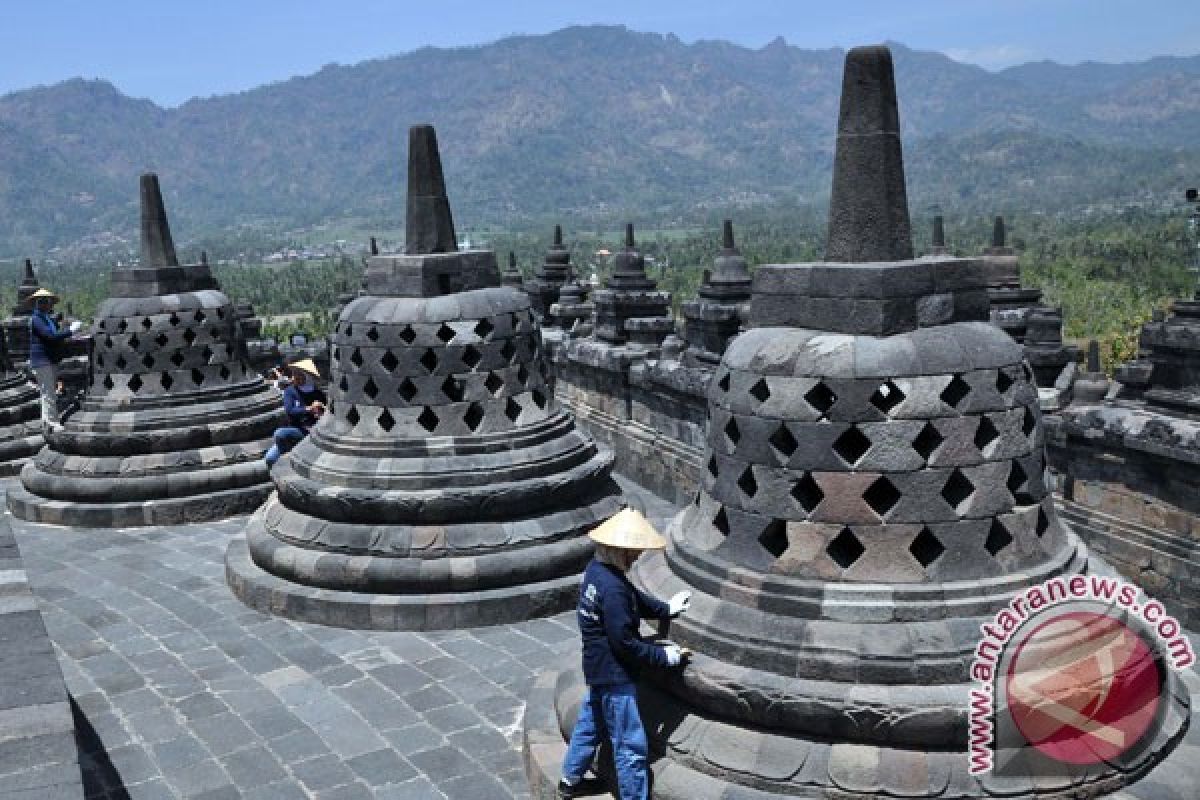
[1,25,1198,254]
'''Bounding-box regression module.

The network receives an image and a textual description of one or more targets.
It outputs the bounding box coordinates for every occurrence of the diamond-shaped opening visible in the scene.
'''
[942,469,975,510]
[737,466,758,499]
[103,375,114,390]
[532,389,547,409]
[827,527,865,569]
[103,336,114,349]
[202,345,214,362]
[417,406,439,432]
[941,375,971,409]
[380,350,399,372]
[183,328,197,346]
[115,355,127,370]
[863,476,901,518]
[219,365,231,380]
[462,345,482,369]
[769,424,798,460]
[127,374,143,393]
[870,380,906,415]
[170,351,185,368]
[758,519,788,560]
[345,324,354,337]
[96,354,105,368]
[974,417,1000,452]
[339,375,349,392]
[378,408,396,432]
[713,506,730,536]
[351,348,364,368]
[155,333,169,348]
[996,370,1014,395]
[193,310,206,323]
[117,320,128,333]
[160,372,173,390]
[364,378,380,400]
[1036,507,1050,538]
[224,343,234,357]
[912,422,944,462]
[420,348,439,373]
[1007,461,1034,504]
[141,317,153,330]
[169,313,180,327]
[484,372,504,396]
[1022,407,1037,437]
[366,326,379,342]
[749,378,770,404]
[909,527,946,568]
[724,417,740,449]
[474,318,494,339]
[791,472,824,513]
[399,325,417,344]
[501,340,517,363]
[804,382,837,417]
[437,323,456,343]
[216,308,225,319]
[833,426,871,466]
[441,376,464,402]
[346,406,360,426]
[985,520,1013,556]
[707,456,718,478]
[717,371,731,392]
[464,403,485,431]
[399,377,418,402]
[516,364,529,386]
[505,398,522,423]
[191,368,205,386]
[129,333,140,349]
[141,353,155,369]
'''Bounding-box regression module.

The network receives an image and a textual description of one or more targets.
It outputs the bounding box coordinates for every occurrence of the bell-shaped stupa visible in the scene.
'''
[524,45,1187,799]
[7,175,283,526]
[226,125,622,630]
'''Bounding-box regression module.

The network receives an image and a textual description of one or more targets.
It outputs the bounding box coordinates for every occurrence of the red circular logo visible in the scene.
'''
[1005,610,1162,765]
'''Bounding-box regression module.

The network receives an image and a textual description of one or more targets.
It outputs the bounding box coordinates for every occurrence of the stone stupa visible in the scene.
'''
[525,225,572,320]
[524,45,1187,799]
[7,174,284,526]
[225,125,623,630]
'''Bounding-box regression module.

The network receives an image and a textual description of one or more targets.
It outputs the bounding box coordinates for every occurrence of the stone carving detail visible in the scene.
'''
[7,174,282,526]
[226,125,622,630]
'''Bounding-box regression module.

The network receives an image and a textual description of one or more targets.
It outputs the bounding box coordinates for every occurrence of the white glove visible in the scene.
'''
[69,320,82,333]
[663,644,684,667]
[668,590,691,617]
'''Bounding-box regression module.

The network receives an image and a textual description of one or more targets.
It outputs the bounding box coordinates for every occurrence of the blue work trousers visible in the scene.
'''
[265,426,306,467]
[561,682,649,800]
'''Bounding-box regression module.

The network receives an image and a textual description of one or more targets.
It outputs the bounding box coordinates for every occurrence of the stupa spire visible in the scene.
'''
[139,173,178,267]
[825,45,913,262]
[405,125,457,255]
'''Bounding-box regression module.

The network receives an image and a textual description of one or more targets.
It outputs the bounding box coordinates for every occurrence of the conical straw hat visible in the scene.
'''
[588,508,666,550]
[288,358,321,379]
[28,288,58,303]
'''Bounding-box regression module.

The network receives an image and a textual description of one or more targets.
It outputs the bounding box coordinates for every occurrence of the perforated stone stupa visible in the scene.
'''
[225,125,622,630]
[525,225,572,320]
[524,45,1188,799]
[7,174,283,526]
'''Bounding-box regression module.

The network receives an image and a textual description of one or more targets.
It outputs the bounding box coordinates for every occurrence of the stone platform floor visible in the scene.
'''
[4,474,1198,800]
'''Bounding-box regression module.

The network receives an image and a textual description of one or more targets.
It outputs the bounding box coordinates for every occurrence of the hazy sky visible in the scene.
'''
[2,0,1197,106]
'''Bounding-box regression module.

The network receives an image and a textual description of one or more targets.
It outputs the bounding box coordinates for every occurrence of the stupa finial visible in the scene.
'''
[140,173,179,267]
[992,215,1007,248]
[405,125,458,255]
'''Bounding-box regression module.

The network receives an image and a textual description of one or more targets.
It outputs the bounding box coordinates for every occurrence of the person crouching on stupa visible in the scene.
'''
[558,508,692,800]
[265,358,326,467]
[28,288,80,433]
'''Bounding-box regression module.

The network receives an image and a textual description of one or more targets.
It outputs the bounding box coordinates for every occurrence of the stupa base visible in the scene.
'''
[6,478,272,527]
[224,536,583,630]
[523,654,1189,800]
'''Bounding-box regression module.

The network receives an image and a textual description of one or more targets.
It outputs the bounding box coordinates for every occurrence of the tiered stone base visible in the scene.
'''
[7,377,281,526]
[0,372,44,476]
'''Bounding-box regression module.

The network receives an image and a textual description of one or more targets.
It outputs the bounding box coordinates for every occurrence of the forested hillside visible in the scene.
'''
[1,26,1198,254]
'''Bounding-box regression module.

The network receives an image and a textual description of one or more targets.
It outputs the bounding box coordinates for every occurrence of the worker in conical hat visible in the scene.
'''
[264,357,327,467]
[28,286,81,433]
[558,507,692,800]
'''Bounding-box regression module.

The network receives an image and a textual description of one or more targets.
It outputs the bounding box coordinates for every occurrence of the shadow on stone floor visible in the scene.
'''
[72,695,130,800]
